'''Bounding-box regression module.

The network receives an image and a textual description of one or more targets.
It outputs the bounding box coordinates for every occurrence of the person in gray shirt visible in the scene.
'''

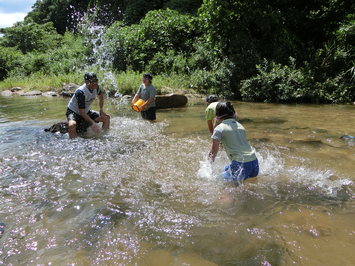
[132,73,157,120]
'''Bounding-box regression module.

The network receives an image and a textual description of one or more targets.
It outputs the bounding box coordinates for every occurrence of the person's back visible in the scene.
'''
[214,118,256,163]
[205,101,219,120]
[209,101,259,183]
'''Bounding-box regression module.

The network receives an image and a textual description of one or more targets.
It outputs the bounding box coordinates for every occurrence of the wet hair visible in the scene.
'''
[84,72,97,81]
[143,73,153,80]
[216,102,236,119]
[206,94,218,103]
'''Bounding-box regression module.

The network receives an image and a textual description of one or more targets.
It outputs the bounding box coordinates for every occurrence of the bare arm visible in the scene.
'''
[140,96,155,110]
[98,93,109,116]
[209,139,220,162]
[79,108,96,125]
[132,93,140,104]
[99,93,104,111]
[207,120,214,135]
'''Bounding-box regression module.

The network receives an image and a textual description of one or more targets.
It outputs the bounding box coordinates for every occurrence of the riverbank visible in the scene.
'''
[0,71,201,97]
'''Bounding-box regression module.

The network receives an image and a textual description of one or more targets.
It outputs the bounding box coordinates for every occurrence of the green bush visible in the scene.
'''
[3,32,88,78]
[104,9,198,72]
[0,21,62,53]
[0,47,22,80]
[46,33,89,75]
[240,58,315,103]
[188,59,234,97]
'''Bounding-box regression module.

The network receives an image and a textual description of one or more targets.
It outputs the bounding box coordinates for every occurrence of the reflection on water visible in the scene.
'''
[0,96,354,265]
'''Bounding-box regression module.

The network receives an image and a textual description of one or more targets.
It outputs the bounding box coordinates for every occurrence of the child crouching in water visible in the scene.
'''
[209,102,259,184]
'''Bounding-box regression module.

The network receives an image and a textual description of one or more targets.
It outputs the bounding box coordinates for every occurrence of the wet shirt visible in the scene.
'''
[205,102,219,121]
[137,84,156,108]
[67,84,102,114]
[212,118,256,163]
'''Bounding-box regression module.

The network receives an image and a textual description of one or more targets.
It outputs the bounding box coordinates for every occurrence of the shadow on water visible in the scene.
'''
[239,117,288,125]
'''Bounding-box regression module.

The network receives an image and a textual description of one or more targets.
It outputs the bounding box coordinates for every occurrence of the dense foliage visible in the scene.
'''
[0,21,89,80]
[0,0,354,103]
[24,0,203,33]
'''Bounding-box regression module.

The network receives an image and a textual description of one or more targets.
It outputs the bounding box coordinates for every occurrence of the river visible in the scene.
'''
[0,95,354,265]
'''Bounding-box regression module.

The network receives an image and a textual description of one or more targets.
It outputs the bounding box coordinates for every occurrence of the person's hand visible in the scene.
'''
[91,123,101,134]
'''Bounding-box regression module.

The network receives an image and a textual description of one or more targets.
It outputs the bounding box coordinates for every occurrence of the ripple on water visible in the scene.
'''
[0,115,354,264]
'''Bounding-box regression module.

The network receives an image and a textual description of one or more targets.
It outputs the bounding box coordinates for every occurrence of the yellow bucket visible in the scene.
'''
[132,98,146,112]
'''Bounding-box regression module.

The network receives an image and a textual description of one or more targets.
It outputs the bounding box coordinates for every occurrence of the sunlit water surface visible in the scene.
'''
[0,95,354,265]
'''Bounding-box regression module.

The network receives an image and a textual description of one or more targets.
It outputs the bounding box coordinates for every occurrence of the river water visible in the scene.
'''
[0,95,354,265]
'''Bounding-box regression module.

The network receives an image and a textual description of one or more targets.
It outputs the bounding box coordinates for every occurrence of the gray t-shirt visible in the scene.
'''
[212,118,256,162]
[137,84,156,108]
[67,84,101,114]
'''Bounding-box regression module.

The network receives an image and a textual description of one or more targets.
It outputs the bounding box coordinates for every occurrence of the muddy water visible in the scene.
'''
[0,95,354,265]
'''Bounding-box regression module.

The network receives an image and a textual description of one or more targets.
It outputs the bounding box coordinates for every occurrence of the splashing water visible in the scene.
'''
[73,6,122,97]
[197,157,213,180]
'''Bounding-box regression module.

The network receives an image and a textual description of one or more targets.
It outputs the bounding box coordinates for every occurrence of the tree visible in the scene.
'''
[164,0,203,14]
[198,0,355,96]
[0,21,62,53]
[104,9,198,71]
[0,47,22,80]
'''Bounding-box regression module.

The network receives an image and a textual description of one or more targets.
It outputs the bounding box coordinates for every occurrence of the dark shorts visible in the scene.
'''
[141,107,156,121]
[223,158,259,184]
[66,108,99,133]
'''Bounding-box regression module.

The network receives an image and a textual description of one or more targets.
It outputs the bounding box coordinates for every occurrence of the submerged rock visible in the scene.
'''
[0,222,5,236]
[44,121,90,134]
[44,121,69,134]
[42,91,58,97]
[340,135,355,146]
[20,90,42,96]
[340,135,355,141]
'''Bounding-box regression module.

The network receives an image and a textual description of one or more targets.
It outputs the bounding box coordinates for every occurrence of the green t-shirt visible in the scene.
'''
[212,118,256,162]
[205,102,219,121]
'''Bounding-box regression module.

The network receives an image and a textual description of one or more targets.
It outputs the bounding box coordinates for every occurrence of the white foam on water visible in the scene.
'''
[197,157,213,180]
[256,148,285,177]
[286,166,352,196]
[197,143,353,198]
[256,145,353,197]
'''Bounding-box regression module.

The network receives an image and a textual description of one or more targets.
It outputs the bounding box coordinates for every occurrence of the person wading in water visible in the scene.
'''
[66,72,110,138]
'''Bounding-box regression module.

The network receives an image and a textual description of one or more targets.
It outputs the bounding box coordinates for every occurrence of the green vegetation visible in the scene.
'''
[0,0,354,103]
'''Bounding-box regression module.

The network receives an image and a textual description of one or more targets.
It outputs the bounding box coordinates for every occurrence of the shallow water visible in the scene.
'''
[0,95,354,265]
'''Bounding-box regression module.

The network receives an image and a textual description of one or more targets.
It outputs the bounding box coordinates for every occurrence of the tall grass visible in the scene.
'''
[0,72,83,92]
[113,71,193,95]
[0,70,197,95]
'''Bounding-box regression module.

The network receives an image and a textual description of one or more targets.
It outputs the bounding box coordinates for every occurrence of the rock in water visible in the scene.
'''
[44,121,91,134]
[44,121,69,133]
[155,94,188,109]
